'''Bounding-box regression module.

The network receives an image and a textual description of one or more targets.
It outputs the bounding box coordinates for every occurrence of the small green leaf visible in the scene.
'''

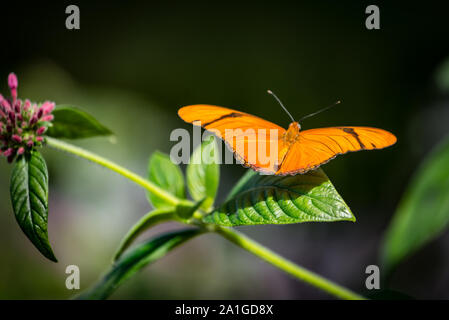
[46,105,112,139]
[78,229,204,300]
[186,136,219,210]
[10,151,57,262]
[382,134,449,274]
[203,168,354,226]
[148,151,185,208]
[113,208,176,261]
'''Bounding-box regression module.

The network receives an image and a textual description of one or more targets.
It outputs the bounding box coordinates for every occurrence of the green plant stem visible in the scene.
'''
[45,137,180,206]
[46,137,365,300]
[215,227,365,300]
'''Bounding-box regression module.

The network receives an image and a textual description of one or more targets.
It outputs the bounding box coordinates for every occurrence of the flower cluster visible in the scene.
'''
[0,73,55,162]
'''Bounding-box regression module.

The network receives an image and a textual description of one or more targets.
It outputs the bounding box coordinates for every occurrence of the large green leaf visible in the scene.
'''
[382,134,449,274]
[147,151,185,208]
[203,168,354,226]
[113,208,176,261]
[46,105,112,139]
[186,136,219,210]
[10,151,57,262]
[78,229,204,300]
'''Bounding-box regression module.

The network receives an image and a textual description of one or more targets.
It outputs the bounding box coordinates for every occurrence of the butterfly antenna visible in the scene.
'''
[298,100,341,122]
[267,90,295,122]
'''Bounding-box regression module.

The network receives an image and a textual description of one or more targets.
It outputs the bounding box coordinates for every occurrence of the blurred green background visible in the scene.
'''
[1,1,449,299]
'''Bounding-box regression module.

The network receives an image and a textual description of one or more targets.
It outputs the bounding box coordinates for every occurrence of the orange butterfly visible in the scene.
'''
[178,91,396,175]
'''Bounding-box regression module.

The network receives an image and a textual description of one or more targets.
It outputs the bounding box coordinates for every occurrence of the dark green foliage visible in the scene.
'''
[10,151,56,262]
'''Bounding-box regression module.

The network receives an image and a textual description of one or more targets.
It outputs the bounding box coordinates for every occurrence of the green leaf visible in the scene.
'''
[10,151,57,262]
[147,151,185,208]
[203,168,354,226]
[78,229,204,300]
[46,105,112,139]
[113,208,176,261]
[382,134,449,274]
[186,136,220,210]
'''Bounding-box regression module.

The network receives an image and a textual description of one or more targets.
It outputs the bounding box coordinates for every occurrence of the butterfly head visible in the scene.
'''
[288,122,301,132]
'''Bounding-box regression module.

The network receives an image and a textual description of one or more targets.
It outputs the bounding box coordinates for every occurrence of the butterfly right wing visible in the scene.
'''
[276,126,397,175]
[178,105,287,173]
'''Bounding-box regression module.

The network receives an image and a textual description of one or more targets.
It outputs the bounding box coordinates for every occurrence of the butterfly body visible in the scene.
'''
[178,105,396,175]
[284,122,301,143]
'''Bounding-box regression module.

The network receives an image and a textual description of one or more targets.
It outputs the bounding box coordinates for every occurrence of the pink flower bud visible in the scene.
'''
[1,99,11,112]
[41,115,54,122]
[23,100,31,111]
[37,108,43,119]
[36,126,46,135]
[27,140,34,147]
[8,111,15,124]
[8,74,18,102]
[29,114,38,125]
[8,73,18,90]
[3,148,13,157]
[17,147,25,155]
[36,136,44,142]
[12,134,22,143]
[14,103,21,113]
[41,101,55,115]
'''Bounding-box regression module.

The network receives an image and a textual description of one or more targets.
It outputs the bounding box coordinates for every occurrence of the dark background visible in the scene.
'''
[0,1,448,299]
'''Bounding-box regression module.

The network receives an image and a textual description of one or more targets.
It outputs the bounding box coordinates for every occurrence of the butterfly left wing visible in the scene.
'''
[276,126,397,175]
[178,105,287,174]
